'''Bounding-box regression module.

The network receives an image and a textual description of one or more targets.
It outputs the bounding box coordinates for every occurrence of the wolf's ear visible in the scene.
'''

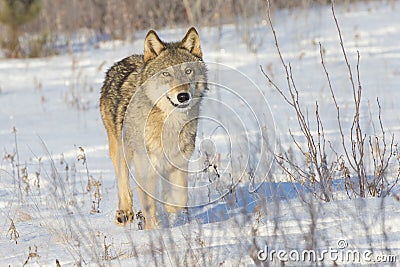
[180,27,202,59]
[144,30,166,62]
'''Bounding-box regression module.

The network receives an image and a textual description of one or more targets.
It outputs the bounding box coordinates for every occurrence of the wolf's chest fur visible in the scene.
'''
[143,105,197,161]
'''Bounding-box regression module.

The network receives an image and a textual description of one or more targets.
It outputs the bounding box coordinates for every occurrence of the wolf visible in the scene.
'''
[100,27,207,229]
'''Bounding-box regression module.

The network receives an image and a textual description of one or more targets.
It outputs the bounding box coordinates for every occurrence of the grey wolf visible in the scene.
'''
[100,27,207,229]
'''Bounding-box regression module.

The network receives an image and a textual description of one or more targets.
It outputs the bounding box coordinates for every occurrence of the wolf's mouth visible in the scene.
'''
[166,95,190,109]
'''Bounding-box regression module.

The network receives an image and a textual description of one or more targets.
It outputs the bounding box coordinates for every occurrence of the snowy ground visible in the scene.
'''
[1,1,400,266]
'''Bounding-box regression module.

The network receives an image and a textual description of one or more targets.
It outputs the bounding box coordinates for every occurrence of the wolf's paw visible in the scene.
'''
[114,209,134,225]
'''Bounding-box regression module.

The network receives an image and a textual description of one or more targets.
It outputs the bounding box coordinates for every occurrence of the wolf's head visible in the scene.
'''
[140,27,207,113]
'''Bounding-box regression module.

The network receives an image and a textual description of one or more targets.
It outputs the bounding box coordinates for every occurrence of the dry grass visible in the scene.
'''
[261,0,400,201]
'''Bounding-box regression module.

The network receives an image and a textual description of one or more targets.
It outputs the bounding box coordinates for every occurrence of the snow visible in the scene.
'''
[1,1,400,266]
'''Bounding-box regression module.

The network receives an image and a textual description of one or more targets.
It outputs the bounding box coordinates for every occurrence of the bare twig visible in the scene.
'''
[23,245,40,266]
[77,146,92,192]
[7,219,19,244]
[264,0,400,201]
[263,1,336,201]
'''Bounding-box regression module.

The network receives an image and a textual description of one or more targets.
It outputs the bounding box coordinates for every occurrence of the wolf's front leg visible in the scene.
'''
[137,186,158,229]
[136,175,158,229]
[134,161,159,229]
[115,152,134,225]
[164,168,188,225]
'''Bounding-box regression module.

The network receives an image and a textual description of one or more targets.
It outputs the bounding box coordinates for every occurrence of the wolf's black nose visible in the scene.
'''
[177,92,190,103]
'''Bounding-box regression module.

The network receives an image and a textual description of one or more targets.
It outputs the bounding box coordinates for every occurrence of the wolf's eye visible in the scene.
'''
[162,71,170,77]
[185,68,192,75]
